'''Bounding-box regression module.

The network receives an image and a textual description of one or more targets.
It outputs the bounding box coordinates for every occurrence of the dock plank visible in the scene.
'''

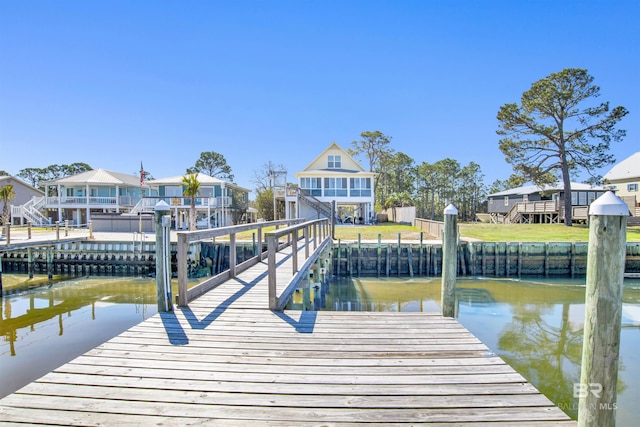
[0,244,576,425]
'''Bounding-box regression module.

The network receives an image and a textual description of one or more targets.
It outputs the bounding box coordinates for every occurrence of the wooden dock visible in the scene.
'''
[0,244,576,425]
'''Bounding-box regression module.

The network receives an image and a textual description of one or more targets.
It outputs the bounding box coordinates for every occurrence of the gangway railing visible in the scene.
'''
[175,219,305,307]
[265,218,331,310]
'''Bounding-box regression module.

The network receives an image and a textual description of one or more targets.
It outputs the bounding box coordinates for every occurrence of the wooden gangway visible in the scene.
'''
[0,221,575,425]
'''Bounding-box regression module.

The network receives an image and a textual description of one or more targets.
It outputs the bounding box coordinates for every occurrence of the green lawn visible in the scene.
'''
[331,222,640,242]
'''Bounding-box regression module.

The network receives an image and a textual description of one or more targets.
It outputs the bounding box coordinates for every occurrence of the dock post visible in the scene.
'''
[154,201,172,312]
[397,233,401,277]
[28,222,32,239]
[28,248,34,279]
[377,234,382,278]
[441,204,458,318]
[46,246,53,282]
[267,234,278,310]
[55,221,60,241]
[578,191,627,427]
[357,233,361,276]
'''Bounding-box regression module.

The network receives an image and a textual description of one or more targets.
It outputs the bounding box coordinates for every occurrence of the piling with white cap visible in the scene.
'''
[578,191,628,426]
[441,203,458,318]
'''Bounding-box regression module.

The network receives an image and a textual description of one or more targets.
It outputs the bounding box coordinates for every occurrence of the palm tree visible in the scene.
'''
[181,174,200,231]
[1,184,15,232]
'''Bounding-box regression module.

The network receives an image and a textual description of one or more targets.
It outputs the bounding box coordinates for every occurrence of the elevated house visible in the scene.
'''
[9,169,250,230]
[283,142,377,223]
[141,173,250,229]
[3,175,45,225]
[487,182,607,224]
[11,169,151,226]
[602,151,640,220]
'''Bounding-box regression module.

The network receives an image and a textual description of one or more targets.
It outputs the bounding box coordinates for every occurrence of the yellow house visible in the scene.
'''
[603,151,640,212]
[284,142,377,223]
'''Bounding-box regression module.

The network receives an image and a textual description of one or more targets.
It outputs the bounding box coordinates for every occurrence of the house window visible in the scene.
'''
[578,192,587,206]
[324,178,347,197]
[628,183,638,192]
[504,196,509,206]
[328,155,342,169]
[350,178,371,197]
[300,177,322,196]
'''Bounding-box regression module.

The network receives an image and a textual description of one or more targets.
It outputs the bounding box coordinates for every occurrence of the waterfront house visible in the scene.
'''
[13,169,150,226]
[603,151,640,215]
[143,173,250,229]
[2,175,45,225]
[486,182,606,224]
[284,142,377,223]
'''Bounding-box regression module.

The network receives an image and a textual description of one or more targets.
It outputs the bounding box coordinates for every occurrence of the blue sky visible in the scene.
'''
[1,0,638,196]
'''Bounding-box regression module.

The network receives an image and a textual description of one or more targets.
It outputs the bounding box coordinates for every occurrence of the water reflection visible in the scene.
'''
[0,275,159,398]
[296,276,640,425]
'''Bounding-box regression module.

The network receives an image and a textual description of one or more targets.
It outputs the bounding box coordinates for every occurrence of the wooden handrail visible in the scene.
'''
[176,219,304,306]
[265,218,330,310]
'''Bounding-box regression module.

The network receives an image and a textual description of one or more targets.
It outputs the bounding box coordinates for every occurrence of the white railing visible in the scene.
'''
[138,196,233,212]
[44,196,140,206]
[11,197,50,225]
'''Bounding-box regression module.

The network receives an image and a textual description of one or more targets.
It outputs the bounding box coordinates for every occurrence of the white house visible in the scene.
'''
[284,142,377,223]
[38,169,152,226]
[144,173,250,229]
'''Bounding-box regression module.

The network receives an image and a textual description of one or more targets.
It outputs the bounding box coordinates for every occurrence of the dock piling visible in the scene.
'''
[578,191,628,427]
[441,204,458,318]
[154,201,172,312]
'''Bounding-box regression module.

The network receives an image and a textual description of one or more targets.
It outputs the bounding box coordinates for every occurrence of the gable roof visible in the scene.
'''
[299,142,368,174]
[0,175,44,195]
[43,169,144,187]
[489,182,605,197]
[602,152,640,182]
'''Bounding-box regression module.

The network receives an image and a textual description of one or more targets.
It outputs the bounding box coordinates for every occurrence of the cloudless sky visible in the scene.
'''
[1,0,638,196]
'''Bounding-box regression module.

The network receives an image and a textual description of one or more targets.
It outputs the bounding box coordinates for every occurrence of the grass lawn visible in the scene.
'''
[330,222,640,242]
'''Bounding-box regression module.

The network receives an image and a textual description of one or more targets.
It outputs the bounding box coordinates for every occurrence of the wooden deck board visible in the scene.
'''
[0,244,576,425]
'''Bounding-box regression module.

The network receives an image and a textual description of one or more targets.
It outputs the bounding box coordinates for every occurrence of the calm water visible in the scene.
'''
[2,274,639,425]
[289,276,640,425]
[0,275,160,398]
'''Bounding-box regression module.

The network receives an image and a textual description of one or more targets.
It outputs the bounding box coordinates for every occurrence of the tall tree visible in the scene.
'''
[61,162,92,176]
[251,161,287,191]
[458,162,485,221]
[254,188,275,221]
[497,68,628,226]
[181,174,201,231]
[349,131,394,197]
[17,167,46,188]
[0,170,9,176]
[17,163,93,190]
[1,184,15,226]
[187,151,234,182]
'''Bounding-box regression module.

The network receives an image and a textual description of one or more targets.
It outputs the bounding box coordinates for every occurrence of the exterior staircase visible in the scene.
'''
[11,196,50,226]
[297,188,333,219]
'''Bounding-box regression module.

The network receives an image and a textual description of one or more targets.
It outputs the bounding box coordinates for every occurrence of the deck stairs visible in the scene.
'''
[297,188,333,219]
[11,197,50,226]
[505,201,559,224]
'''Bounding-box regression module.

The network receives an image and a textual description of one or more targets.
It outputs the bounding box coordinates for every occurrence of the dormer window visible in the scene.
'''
[328,155,341,169]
